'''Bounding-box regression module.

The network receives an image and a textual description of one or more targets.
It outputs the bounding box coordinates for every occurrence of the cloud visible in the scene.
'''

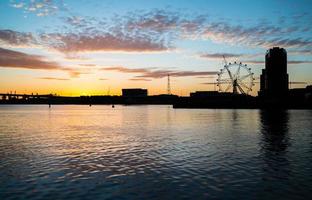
[288,60,312,64]
[289,81,307,84]
[126,10,181,33]
[198,20,312,49]
[200,53,244,59]
[244,60,312,65]
[0,47,63,70]
[103,66,149,73]
[65,70,91,78]
[129,78,152,81]
[255,38,312,49]
[4,8,312,55]
[244,60,264,64]
[164,71,218,78]
[122,9,312,50]
[4,8,312,60]
[41,32,170,53]
[10,0,65,16]
[124,9,208,43]
[11,2,24,8]
[63,54,91,61]
[201,82,218,85]
[79,63,97,67]
[0,47,87,78]
[38,77,70,81]
[196,76,217,79]
[0,29,36,46]
[64,16,88,27]
[101,66,218,79]
[288,49,312,55]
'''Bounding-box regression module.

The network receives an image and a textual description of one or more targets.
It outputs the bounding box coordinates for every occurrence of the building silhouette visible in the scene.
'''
[122,88,148,97]
[259,47,289,99]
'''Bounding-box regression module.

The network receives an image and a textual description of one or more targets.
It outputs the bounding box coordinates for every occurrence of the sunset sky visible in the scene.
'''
[1,0,312,96]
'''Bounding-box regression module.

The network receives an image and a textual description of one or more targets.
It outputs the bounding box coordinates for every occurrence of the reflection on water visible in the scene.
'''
[260,109,290,152]
[0,105,312,200]
[259,110,292,199]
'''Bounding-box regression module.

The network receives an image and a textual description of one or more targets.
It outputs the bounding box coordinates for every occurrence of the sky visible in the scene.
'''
[0,0,312,96]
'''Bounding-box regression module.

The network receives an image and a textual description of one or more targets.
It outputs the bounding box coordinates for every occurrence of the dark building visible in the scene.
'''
[190,91,231,98]
[259,47,289,98]
[122,88,148,97]
[288,85,312,103]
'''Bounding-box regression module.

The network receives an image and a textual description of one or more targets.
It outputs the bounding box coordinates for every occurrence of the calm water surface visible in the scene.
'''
[0,105,312,199]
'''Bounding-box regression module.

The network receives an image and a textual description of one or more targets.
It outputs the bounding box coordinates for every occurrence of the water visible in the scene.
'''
[0,105,311,200]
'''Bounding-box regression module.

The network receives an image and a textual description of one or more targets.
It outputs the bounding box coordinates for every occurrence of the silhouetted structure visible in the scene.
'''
[190,91,221,98]
[1,47,311,109]
[167,74,171,95]
[174,91,257,108]
[259,47,289,99]
[122,88,148,97]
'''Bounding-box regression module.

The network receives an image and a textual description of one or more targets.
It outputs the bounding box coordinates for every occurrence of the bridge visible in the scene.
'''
[0,93,53,101]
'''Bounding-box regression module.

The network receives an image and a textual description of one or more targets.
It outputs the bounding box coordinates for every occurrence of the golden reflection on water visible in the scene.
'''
[1,105,312,199]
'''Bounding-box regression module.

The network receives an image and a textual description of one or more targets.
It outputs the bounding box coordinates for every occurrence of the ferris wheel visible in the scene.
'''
[217,61,254,94]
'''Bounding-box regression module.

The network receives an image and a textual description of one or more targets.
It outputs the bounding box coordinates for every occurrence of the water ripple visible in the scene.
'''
[0,105,312,199]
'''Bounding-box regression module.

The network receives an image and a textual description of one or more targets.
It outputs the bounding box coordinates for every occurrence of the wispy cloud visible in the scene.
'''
[0,47,87,78]
[63,16,88,27]
[38,77,70,81]
[10,0,65,16]
[288,60,312,64]
[0,29,37,47]
[103,66,149,73]
[201,82,218,85]
[4,7,312,55]
[79,63,97,67]
[196,76,217,79]
[129,78,152,81]
[199,53,244,59]
[123,9,312,51]
[0,47,62,70]
[40,32,170,53]
[244,60,264,64]
[101,66,218,79]
[288,49,312,55]
[244,60,312,65]
[289,81,307,84]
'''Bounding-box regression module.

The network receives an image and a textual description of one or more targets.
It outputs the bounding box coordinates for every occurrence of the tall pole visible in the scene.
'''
[167,74,171,95]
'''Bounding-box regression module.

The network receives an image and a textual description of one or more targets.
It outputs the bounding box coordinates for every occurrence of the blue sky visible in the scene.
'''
[0,0,312,96]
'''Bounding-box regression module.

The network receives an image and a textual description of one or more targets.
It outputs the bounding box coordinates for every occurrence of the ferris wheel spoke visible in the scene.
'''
[238,80,251,90]
[237,84,245,94]
[225,83,232,92]
[225,67,234,80]
[235,65,241,78]
[239,73,252,81]
[217,62,254,94]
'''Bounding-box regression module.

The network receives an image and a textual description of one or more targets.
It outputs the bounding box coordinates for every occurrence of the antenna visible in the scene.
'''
[167,74,171,95]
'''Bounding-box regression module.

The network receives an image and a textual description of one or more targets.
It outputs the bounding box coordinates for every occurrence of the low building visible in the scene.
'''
[122,88,148,97]
[190,91,232,98]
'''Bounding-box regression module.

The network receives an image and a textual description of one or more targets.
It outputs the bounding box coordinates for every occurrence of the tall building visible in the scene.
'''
[259,47,289,98]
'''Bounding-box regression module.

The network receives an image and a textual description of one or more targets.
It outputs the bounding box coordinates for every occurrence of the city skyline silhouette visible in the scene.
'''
[1,0,312,97]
